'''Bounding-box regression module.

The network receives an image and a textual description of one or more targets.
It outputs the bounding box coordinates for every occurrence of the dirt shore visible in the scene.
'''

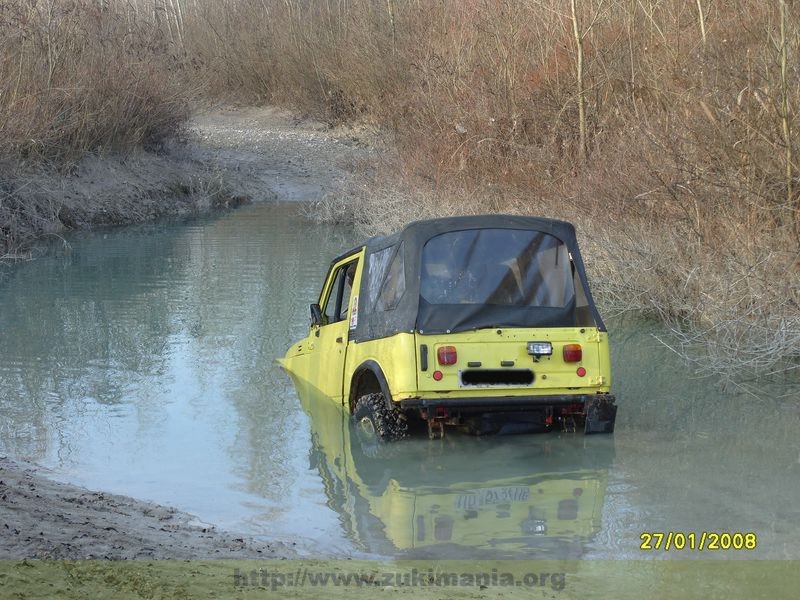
[0,456,296,560]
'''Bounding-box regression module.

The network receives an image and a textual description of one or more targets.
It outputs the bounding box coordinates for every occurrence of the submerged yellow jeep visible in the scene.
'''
[282,215,617,440]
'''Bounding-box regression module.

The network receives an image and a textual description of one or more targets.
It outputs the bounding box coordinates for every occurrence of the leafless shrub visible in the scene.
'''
[0,0,189,167]
[0,0,194,254]
[1,0,797,377]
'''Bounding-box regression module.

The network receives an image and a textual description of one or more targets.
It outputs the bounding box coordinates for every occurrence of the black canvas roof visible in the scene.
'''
[350,215,605,342]
[364,215,578,254]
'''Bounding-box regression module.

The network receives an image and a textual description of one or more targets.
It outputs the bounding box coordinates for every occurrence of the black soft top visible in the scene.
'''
[350,215,605,342]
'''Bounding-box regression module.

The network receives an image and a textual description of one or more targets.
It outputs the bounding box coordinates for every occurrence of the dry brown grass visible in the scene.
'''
[1,0,798,377]
[0,0,192,253]
[312,155,799,379]
[256,0,798,377]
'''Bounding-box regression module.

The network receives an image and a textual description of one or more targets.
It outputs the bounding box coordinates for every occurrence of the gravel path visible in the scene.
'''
[186,105,374,202]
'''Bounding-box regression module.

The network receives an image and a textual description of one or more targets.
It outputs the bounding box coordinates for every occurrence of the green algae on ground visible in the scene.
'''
[1,560,798,600]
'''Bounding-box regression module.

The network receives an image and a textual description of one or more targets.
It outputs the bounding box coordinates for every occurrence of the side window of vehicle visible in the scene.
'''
[339,262,357,321]
[368,243,405,312]
[321,260,358,325]
[376,245,405,311]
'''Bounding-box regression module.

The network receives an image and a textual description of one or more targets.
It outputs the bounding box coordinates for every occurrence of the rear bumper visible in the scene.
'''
[399,394,617,434]
[398,393,615,412]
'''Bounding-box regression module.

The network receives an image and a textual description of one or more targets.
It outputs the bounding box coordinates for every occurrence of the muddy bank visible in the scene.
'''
[0,149,248,259]
[0,457,296,560]
[1,106,373,258]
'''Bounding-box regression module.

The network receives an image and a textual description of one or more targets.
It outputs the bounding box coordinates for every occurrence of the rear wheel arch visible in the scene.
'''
[349,360,392,412]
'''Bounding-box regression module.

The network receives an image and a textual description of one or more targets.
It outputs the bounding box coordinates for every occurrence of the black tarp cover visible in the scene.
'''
[348,215,605,342]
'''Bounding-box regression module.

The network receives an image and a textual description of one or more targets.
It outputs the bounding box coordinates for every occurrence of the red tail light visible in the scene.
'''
[563,344,582,362]
[437,345,458,365]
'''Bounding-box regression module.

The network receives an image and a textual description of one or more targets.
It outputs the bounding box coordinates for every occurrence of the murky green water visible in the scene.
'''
[1,203,798,559]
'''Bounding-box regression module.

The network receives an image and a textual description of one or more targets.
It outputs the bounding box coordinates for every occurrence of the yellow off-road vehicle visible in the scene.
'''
[282,215,616,441]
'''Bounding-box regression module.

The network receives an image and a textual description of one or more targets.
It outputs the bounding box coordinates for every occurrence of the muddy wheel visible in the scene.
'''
[353,393,408,451]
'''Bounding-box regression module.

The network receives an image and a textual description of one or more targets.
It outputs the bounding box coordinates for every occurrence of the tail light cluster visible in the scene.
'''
[437,345,458,365]
[562,343,582,363]
[433,345,457,381]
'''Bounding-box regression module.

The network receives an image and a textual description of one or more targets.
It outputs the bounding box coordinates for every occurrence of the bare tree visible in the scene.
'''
[570,0,586,161]
[568,0,605,162]
[777,0,796,237]
[696,0,707,47]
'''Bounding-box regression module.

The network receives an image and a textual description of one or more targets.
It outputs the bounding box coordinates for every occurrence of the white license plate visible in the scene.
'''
[455,486,530,510]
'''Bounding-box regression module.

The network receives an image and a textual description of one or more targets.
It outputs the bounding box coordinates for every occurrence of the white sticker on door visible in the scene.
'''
[349,295,359,329]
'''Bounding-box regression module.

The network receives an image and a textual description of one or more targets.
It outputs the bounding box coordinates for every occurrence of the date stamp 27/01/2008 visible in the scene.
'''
[640,532,757,552]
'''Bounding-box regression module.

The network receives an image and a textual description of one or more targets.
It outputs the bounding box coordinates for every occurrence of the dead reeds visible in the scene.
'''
[0,0,188,167]
[251,0,797,378]
[1,0,798,377]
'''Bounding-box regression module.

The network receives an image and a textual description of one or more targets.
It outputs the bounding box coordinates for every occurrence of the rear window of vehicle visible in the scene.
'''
[420,229,575,307]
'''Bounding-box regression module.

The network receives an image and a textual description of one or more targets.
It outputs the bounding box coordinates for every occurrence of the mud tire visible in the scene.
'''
[584,396,617,434]
[353,393,408,445]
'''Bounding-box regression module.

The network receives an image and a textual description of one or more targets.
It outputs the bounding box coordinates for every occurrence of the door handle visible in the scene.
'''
[335,336,343,343]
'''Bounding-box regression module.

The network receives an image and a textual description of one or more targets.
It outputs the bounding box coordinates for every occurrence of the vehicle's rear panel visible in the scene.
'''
[411,327,611,398]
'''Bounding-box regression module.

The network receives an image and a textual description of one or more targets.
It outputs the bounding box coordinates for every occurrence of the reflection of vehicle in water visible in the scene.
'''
[290,375,615,558]
[281,215,617,442]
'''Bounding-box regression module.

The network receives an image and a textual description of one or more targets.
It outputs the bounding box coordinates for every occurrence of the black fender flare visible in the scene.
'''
[348,360,393,412]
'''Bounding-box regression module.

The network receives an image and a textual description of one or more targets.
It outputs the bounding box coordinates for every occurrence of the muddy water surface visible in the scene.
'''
[1,202,798,559]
